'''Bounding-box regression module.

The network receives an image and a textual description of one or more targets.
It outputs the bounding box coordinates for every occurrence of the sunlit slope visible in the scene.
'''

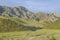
[0,29,60,40]
[0,17,26,32]
[43,20,60,29]
[0,16,42,32]
[0,16,32,32]
[9,17,42,27]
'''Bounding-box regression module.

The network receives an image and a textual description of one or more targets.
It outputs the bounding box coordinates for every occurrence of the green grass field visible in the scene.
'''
[0,29,60,40]
[0,16,60,40]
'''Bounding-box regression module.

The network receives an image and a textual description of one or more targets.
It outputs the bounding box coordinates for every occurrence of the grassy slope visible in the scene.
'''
[43,20,60,29]
[0,16,33,32]
[0,29,60,40]
[0,16,60,32]
[0,17,21,32]
[0,16,42,32]
[0,16,60,40]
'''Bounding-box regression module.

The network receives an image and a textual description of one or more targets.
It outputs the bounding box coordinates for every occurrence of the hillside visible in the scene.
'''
[0,16,60,32]
[0,16,42,32]
[0,6,60,21]
[0,29,59,40]
[0,16,26,32]
[0,6,60,32]
[0,17,27,32]
[0,6,34,19]
[0,6,60,40]
[43,20,60,29]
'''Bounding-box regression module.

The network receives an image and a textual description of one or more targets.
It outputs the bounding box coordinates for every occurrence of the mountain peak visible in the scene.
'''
[0,6,60,21]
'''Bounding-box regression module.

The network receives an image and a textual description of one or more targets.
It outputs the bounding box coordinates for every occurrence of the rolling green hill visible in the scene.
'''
[0,6,60,40]
[0,16,41,32]
[0,16,27,32]
[43,20,60,29]
[0,16,60,32]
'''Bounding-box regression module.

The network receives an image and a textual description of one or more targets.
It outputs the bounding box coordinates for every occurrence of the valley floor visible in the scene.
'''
[0,29,60,40]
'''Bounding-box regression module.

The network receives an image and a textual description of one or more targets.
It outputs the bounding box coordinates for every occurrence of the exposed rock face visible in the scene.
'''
[0,6,60,21]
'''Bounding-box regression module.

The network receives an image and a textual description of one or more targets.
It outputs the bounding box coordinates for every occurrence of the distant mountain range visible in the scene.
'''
[0,6,60,22]
[0,6,60,32]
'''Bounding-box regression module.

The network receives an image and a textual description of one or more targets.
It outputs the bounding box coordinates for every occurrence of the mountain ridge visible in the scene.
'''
[0,6,60,32]
[0,6,60,22]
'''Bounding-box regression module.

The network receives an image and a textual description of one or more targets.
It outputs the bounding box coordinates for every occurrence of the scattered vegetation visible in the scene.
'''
[0,16,41,32]
[43,20,60,29]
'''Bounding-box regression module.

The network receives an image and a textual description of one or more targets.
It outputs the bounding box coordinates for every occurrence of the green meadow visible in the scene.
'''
[0,29,60,40]
[0,16,60,40]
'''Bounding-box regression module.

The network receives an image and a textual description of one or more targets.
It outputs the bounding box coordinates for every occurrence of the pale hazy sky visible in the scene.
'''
[0,0,60,13]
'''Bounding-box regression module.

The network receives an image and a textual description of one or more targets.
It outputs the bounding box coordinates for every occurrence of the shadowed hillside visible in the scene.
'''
[0,6,60,31]
[0,16,41,32]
